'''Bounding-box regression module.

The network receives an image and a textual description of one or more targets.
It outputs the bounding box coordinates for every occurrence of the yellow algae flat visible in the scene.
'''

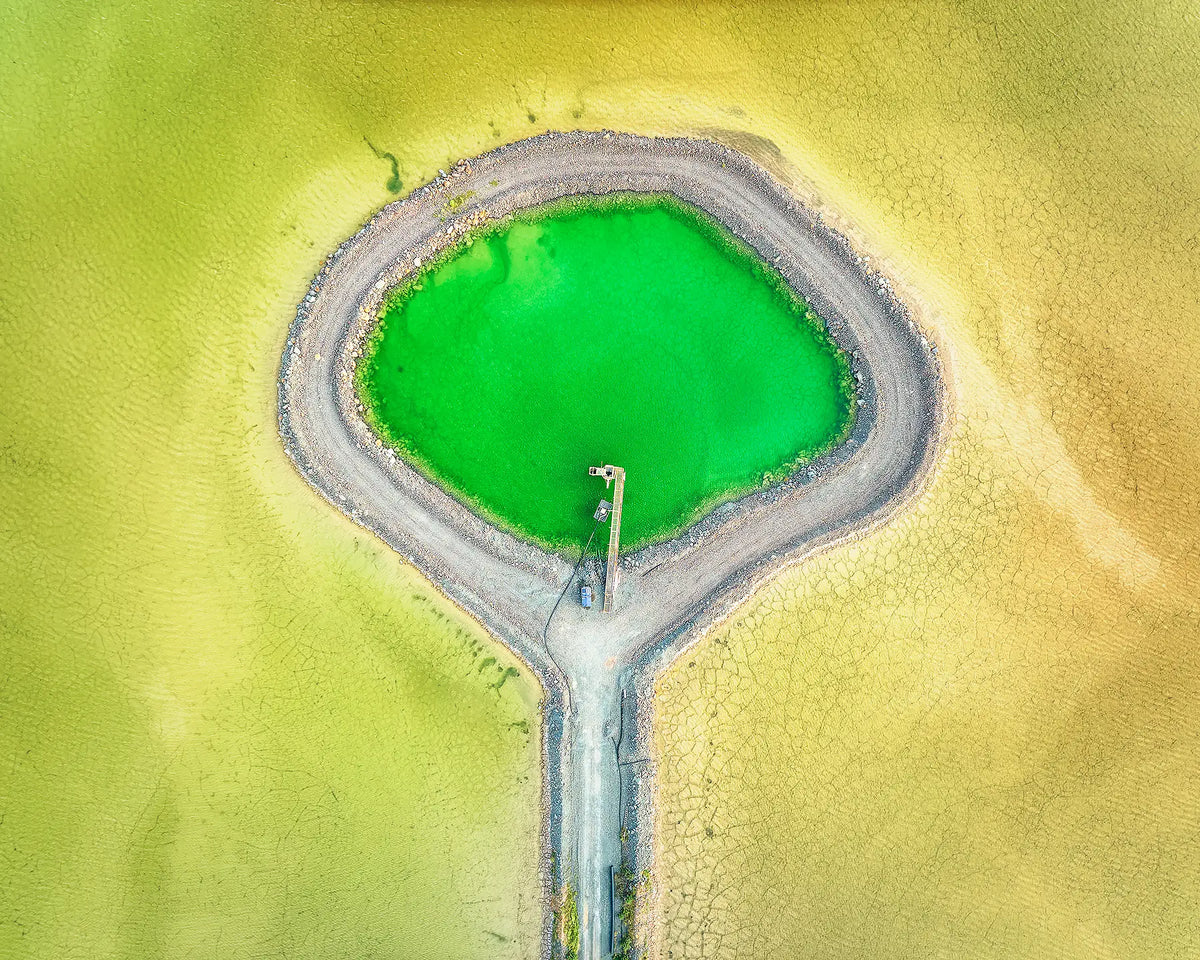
[1,4,549,957]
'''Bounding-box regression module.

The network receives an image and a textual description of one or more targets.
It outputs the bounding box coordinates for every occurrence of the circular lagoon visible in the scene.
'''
[356,193,856,551]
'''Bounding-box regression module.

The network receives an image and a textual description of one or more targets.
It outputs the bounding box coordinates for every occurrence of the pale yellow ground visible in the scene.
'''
[643,5,1200,959]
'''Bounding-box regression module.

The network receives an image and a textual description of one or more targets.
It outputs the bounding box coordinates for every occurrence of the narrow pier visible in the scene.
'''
[603,467,624,611]
[589,464,626,612]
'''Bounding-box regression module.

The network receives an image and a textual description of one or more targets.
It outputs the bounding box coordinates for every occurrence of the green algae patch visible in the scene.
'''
[358,194,855,552]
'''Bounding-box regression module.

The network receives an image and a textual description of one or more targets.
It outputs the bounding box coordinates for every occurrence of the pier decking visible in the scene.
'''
[604,467,625,611]
[589,464,626,611]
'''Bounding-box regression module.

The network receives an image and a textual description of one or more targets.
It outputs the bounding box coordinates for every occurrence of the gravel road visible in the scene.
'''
[278,131,943,960]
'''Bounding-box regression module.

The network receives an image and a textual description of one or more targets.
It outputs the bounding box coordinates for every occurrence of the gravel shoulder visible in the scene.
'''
[277,130,944,959]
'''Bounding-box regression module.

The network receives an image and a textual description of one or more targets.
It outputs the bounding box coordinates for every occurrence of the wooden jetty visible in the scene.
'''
[589,464,626,611]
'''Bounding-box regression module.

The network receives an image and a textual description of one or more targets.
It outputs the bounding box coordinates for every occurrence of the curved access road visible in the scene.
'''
[278,131,943,960]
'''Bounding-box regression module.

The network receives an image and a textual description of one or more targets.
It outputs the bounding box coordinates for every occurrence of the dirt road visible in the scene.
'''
[278,131,942,959]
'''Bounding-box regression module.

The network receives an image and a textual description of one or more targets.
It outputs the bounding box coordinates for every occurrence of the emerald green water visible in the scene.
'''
[359,195,855,551]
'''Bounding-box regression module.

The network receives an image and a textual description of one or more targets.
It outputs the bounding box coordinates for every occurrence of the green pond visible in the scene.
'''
[358,194,855,552]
